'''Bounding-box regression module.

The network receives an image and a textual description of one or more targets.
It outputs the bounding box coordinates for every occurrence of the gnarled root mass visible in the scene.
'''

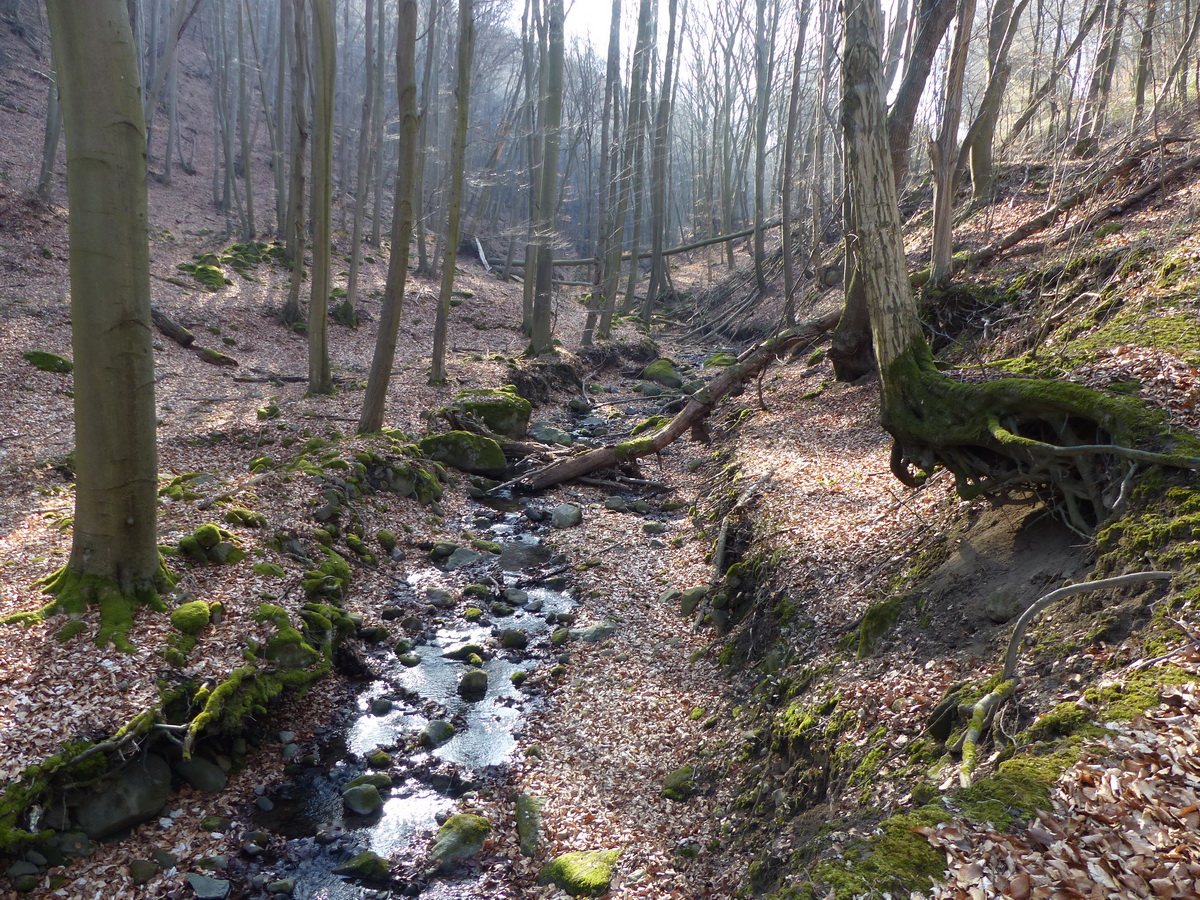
[884,345,1200,533]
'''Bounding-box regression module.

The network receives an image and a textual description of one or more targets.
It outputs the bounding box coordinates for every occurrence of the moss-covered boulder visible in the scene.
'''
[661,765,697,801]
[177,524,246,566]
[23,350,73,373]
[458,669,489,701]
[419,719,456,748]
[332,850,389,882]
[453,387,532,438]
[342,783,383,816]
[429,813,491,868]
[538,849,621,897]
[417,431,508,478]
[704,351,738,368]
[170,600,211,635]
[642,359,682,388]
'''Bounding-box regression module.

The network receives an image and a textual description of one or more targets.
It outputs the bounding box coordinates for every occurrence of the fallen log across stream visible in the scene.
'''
[516,308,841,491]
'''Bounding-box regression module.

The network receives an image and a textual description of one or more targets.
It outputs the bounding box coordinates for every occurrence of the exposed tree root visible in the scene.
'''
[957,571,1173,788]
[885,346,1200,533]
[518,310,840,491]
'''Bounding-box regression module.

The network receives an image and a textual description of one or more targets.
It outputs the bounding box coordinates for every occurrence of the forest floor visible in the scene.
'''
[5,15,1200,900]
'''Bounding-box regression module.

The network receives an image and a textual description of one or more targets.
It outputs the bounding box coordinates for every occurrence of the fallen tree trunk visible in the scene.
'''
[151,304,195,346]
[518,309,840,491]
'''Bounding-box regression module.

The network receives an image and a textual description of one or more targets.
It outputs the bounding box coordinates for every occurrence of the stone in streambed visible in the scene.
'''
[332,850,389,882]
[342,784,383,816]
[538,849,621,897]
[551,503,583,529]
[429,813,490,869]
[419,719,456,748]
[185,874,231,899]
[458,669,488,701]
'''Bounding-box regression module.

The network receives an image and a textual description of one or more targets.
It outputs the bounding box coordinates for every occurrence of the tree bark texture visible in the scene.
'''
[45,0,166,625]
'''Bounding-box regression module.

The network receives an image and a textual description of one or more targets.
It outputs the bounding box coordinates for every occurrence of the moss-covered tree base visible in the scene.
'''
[25,564,174,651]
[884,343,1200,533]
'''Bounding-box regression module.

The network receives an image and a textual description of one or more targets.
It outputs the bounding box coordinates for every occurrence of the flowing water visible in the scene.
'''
[253,511,575,899]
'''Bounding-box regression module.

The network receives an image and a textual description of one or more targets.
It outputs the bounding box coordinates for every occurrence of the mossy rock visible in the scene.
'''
[178,525,245,565]
[661,765,697,801]
[332,850,389,882]
[417,431,508,478]
[430,813,491,868]
[704,352,738,368]
[224,507,268,528]
[538,849,621,897]
[453,387,532,438]
[642,358,682,388]
[170,600,211,635]
[23,350,73,373]
[376,529,398,553]
[178,262,230,292]
[252,562,286,578]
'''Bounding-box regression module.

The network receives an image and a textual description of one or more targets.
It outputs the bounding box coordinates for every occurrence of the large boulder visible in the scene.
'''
[538,849,621,897]
[173,757,227,794]
[74,754,172,839]
[453,387,531,438]
[332,850,390,882]
[417,431,507,478]
[642,359,682,388]
[429,813,490,868]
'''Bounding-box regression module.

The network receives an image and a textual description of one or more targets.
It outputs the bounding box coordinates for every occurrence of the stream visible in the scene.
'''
[251,505,578,899]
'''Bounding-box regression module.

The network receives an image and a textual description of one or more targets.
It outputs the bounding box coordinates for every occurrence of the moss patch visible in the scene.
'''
[23,350,73,373]
[452,387,532,438]
[538,849,622,897]
[417,431,508,478]
[170,600,211,635]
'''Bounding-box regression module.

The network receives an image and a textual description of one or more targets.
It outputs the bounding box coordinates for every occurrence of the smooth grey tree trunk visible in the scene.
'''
[359,0,419,434]
[529,0,564,355]
[43,0,167,643]
[309,0,336,393]
[429,0,474,384]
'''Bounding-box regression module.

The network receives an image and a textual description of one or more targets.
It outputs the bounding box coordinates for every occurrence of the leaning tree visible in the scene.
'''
[841,0,1200,535]
[37,0,172,648]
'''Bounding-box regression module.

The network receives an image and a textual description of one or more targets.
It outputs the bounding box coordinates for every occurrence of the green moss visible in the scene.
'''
[417,431,508,477]
[1083,664,1193,720]
[614,436,656,462]
[55,619,87,642]
[955,771,1052,830]
[642,358,682,388]
[453,387,532,438]
[224,507,268,528]
[376,529,397,553]
[34,565,171,651]
[170,600,211,635]
[23,350,73,373]
[538,849,622,897]
[631,415,669,437]
[811,805,947,898]
[704,352,738,368]
[845,595,907,659]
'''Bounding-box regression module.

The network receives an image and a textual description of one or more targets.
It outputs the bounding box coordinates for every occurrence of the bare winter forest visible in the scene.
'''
[3,0,1200,898]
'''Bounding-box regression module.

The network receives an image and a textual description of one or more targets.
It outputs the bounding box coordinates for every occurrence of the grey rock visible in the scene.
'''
[491,602,515,617]
[6,862,40,878]
[426,588,456,609]
[370,697,394,716]
[567,397,592,413]
[550,503,583,529]
[659,588,682,605]
[75,754,171,840]
[267,878,296,894]
[985,586,1027,624]
[525,598,544,613]
[444,548,483,570]
[528,422,574,446]
[602,497,628,511]
[569,622,617,642]
[342,784,384,816]
[11,874,38,893]
[503,588,529,606]
[152,850,178,868]
[642,521,667,535]
[185,874,231,900]
[174,757,227,794]
[515,794,546,857]
[680,586,709,616]
[500,628,528,650]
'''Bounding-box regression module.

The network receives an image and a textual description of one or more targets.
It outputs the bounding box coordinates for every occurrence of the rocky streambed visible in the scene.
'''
[240,502,618,899]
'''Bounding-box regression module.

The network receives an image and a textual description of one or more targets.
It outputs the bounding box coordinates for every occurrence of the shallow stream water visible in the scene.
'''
[252,511,576,899]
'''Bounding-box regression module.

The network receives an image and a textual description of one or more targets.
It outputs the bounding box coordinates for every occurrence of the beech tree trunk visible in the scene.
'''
[359,0,419,434]
[529,0,564,355]
[44,0,167,640]
[308,0,336,394]
[929,0,975,285]
[429,0,474,384]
